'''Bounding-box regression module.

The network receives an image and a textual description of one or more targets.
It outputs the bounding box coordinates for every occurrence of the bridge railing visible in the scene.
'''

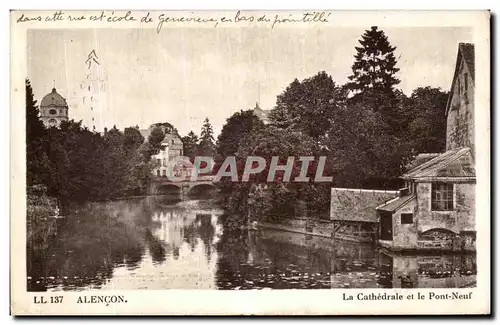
[152,175,215,183]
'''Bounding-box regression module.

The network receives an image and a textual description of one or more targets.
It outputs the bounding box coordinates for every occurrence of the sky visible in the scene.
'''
[28,26,472,137]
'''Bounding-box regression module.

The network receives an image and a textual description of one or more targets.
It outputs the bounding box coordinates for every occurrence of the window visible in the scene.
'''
[48,119,57,127]
[412,182,417,194]
[401,213,413,224]
[49,109,57,115]
[163,158,167,166]
[431,183,454,211]
[162,169,167,177]
[156,170,160,177]
[171,139,175,144]
[157,159,161,166]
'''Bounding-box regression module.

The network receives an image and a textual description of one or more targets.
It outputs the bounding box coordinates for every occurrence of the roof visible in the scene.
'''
[446,43,475,115]
[162,132,182,146]
[402,147,475,180]
[405,153,440,171]
[40,88,68,108]
[139,128,182,144]
[376,195,415,212]
[461,43,475,81]
[330,188,399,222]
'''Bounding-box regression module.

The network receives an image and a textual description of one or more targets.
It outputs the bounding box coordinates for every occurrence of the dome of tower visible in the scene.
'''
[40,88,68,108]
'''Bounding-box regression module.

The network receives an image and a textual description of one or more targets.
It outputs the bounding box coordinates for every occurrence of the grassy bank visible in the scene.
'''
[27,186,59,251]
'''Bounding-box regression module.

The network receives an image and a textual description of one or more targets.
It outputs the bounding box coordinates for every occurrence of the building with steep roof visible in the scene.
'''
[330,188,399,242]
[140,123,191,179]
[446,43,475,153]
[376,43,476,252]
[39,88,69,128]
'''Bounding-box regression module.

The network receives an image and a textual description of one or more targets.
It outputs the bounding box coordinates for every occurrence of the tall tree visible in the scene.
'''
[181,131,199,160]
[401,87,449,162]
[26,79,45,141]
[197,118,216,157]
[347,26,400,98]
[217,110,264,158]
[150,122,177,134]
[141,126,165,162]
[123,126,145,151]
[346,26,401,131]
[26,79,49,186]
[269,71,346,142]
[325,102,402,189]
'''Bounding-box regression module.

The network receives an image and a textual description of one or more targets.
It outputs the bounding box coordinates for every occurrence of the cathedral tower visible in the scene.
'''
[39,88,69,128]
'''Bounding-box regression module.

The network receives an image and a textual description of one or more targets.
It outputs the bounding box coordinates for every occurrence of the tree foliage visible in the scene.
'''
[181,131,199,160]
[40,121,151,201]
[325,103,402,188]
[26,79,154,202]
[26,79,50,186]
[400,87,448,163]
[269,71,346,141]
[347,26,400,99]
[150,122,177,134]
[346,26,402,133]
[216,110,264,158]
[197,118,216,157]
[140,126,165,162]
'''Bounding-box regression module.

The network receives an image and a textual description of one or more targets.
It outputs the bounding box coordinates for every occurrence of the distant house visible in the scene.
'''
[253,102,271,124]
[140,124,190,179]
[376,43,476,252]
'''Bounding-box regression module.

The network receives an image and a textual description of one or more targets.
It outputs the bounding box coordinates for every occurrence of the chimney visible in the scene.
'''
[399,188,409,198]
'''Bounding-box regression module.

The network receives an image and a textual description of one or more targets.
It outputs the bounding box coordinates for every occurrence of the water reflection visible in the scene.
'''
[28,197,222,291]
[27,198,476,291]
[216,227,477,289]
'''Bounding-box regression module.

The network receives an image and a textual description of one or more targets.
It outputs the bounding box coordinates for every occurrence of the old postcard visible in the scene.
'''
[10,10,490,315]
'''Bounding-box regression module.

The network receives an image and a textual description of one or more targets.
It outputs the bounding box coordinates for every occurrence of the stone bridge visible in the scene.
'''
[149,175,217,198]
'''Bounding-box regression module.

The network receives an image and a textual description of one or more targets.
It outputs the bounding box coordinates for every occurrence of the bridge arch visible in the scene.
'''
[187,183,218,198]
[156,183,182,196]
[420,227,458,237]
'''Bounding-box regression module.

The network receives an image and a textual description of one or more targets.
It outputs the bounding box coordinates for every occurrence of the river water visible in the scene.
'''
[27,197,476,291]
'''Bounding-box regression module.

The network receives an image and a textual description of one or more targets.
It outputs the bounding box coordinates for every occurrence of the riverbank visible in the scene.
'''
[26,187,59,251]
[257,214,377,243]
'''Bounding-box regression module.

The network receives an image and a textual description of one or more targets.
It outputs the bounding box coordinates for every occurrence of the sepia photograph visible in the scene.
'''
[10,9,490,315]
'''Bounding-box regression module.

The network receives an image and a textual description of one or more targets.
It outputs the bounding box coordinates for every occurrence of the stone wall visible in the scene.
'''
[263,216,333,238]
[446,56,475,152]
[416,182,475,234]
[391,200,418,249]
[414,182,475,251]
